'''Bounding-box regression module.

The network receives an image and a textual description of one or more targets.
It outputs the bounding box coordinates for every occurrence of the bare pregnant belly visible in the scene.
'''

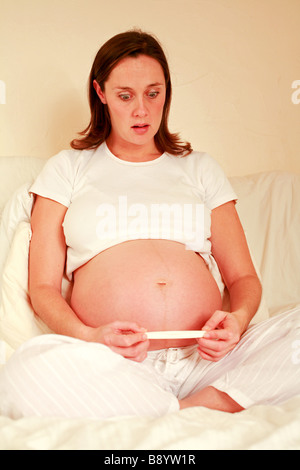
[71,240,222,349]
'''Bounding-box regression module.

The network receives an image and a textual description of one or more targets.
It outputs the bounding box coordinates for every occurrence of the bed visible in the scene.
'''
[0,155,299,450]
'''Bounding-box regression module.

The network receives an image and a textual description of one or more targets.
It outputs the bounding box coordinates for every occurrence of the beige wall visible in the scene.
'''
[1,0,299,176]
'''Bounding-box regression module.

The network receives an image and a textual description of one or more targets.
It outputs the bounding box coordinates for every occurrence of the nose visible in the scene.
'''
[133,96,148,118]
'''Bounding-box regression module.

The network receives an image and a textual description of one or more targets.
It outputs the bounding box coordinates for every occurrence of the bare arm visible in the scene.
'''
[197,201,262,361]
[210,200,262,331]
[29,196,91,339]
[29,196,148,361]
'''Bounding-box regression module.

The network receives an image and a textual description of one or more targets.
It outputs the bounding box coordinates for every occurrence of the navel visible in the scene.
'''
[156,279,167,287]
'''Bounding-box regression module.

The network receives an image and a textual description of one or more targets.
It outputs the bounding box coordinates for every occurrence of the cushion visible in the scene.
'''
[230,171,300,314]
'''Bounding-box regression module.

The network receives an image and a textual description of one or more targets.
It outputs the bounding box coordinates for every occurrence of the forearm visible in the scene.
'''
[29,285,149,362]
[29,285,92,341]
[227,274,262,334]
[198,274,262,361]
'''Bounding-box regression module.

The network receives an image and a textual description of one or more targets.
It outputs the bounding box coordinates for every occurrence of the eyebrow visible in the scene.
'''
[113,82,164,91]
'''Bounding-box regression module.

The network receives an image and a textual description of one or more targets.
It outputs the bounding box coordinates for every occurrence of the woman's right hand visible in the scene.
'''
[86,321,150,362]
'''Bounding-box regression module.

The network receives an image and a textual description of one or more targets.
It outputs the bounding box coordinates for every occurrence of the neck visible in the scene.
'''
[106,136,162,162]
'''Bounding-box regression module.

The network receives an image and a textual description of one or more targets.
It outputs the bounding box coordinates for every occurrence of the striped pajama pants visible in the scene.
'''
[0,307,300,419]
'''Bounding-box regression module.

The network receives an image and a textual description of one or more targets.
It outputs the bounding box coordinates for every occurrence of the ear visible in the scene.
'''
[93,79,107,104]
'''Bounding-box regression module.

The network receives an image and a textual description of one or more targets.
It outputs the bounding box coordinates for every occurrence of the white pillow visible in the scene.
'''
[0,183,73,359]
[230,171,300,315]
[0,221,53,353]
[0,183,34,300]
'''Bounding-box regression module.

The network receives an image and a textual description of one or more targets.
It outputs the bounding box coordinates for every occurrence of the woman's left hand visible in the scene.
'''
[196,310,243,362]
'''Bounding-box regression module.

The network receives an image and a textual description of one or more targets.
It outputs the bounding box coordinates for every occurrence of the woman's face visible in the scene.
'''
[94,54,166,156]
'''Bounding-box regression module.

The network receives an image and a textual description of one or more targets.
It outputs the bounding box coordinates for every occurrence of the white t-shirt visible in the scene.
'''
[30,142,237,285]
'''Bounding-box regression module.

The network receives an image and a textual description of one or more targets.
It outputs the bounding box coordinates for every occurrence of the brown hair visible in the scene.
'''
[70,30,192,156]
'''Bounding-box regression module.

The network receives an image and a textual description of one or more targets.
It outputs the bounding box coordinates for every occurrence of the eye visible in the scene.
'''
[148,91,159,99]
[119,93,131,101]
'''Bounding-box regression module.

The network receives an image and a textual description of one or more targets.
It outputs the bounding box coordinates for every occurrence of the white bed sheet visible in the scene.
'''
[0,392,300,450]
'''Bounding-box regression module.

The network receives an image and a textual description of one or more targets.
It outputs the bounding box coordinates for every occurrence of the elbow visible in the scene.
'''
[28,281,60,314]
[227,273,263,304]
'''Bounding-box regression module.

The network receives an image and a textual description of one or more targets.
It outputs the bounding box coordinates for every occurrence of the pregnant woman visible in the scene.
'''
[0,30,299,420]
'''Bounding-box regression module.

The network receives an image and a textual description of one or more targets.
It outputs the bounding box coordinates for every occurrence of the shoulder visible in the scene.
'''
[169,150,236,210]
[42,146,103,176]
[169,149,217,163]
[44,148,84,170]
[186,150,222,168]
[167,150,224,176]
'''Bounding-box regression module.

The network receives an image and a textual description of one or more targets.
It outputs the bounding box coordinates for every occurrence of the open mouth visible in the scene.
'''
[131,124,150,134]
[132,124,149,129]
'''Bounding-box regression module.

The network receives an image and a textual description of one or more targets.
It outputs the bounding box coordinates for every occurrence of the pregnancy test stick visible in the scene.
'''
[146,330,206,339]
